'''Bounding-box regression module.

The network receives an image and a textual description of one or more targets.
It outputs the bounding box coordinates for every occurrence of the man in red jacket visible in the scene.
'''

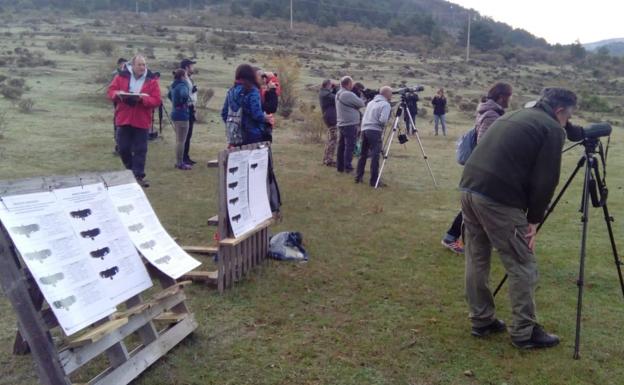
[108,55,161,187]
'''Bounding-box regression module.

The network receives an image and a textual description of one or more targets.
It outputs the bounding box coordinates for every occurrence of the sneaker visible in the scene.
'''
[441,239,464,254]
[471,319,507,337]
[512,325,560,349]
[175,163,192,170]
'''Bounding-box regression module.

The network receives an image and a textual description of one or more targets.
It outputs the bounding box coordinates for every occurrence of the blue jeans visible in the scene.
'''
[434,114,447,136]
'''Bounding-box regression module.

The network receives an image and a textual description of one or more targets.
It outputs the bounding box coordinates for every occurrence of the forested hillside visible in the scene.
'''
[0,0,548,50]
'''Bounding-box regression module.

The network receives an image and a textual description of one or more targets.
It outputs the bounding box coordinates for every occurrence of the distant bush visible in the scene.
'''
[196,88,214,109]
[0,110,7,139]
[98,40,115,56]
[0,85,23,100]
[270,54,300,118]
[17,98,34,113]
[580,93,612,113]
[46,39,76,54]
[78,35,97,55]
[8,78,25,88]
[297,103,325,144]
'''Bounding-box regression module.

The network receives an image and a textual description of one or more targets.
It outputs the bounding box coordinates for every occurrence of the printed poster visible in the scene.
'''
[226,150,254,237]
[247,147,273,226]
[0,191,116,336]
[107,182,201,279]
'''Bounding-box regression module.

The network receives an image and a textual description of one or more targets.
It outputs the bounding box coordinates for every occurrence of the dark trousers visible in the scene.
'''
[356,130,382,185]
[118,125,148,179]
[446,211,463,240]
[183,108,195,162]
[336,124,358,172]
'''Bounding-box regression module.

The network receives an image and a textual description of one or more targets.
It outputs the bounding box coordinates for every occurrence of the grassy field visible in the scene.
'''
[1,11,624,385]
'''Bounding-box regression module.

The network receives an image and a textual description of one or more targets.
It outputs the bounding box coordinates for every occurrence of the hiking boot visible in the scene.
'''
[184,158,197,165]
[354,177,363,184]
[441,239,464,254]
[471,319,507,337]
[512,325,560,349]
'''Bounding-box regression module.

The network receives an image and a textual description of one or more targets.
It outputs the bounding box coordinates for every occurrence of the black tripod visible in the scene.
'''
[375,97,437,189]
[492,137,624,359]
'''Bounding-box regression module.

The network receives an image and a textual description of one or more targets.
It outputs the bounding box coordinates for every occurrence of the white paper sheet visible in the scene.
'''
[0,191,115,336]
[247,147,273,226]
[226,150,255,237]
[107,182,201,279]
[53,184,153,304]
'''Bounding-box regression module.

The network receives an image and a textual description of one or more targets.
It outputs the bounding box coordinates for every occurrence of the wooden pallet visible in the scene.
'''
[0,172,197,385]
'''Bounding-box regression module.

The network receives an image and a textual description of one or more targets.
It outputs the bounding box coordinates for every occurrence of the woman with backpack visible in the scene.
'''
[221,64,271,147]
[441,82,513,254]
[168,68,192,170]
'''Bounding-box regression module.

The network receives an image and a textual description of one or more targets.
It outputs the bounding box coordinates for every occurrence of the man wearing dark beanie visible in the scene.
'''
[459,88,578,349]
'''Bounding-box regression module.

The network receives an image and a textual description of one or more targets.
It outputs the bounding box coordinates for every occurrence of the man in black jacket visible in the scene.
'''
[460,88,578,349]
[431,88,447,136]
[319,79,338,166]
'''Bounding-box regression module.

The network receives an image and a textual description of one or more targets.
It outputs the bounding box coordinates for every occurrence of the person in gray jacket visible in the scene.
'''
[335,76,365,173]
[356,86,392,187]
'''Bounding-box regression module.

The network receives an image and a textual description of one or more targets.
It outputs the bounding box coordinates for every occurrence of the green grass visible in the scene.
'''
[1,12,624,385]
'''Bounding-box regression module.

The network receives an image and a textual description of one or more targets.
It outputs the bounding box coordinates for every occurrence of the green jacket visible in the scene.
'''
[460,103,566,224]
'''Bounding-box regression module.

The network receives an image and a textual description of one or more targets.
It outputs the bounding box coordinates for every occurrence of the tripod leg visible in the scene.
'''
[375,118,399,189]
[573,157,593,360]
[493,156,587,298]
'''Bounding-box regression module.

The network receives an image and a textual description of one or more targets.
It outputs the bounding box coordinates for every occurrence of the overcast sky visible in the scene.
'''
[450,0,623,44]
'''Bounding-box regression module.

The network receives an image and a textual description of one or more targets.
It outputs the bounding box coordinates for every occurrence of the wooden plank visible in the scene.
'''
[89,315,197,385]
[154,312,188,323]
[206,159,219,168]
[0,224,71,385]
[207,215,219,226]
[65,318,129,348]
[59,291,187,375]
[181,245,218,255]
[220,218,275,247]
[179,270,218,282]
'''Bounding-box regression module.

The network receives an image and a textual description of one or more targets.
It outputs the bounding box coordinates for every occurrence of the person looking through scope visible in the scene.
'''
[355,86,393,187]
[460,87,579,349]
[335,76,365,174]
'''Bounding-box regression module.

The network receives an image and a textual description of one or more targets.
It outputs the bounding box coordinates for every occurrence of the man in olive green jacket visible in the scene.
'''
[459,88,578,349]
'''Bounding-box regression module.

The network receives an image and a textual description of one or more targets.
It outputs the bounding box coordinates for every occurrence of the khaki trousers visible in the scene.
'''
[461,191,538,340]
[173,120,189,165]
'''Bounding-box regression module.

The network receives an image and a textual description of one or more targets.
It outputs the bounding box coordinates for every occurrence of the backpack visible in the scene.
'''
[225,88,244,145]
[456,127,477,165]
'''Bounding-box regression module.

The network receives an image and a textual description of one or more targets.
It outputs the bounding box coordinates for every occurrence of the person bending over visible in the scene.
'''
[460,87,578,349]
[355,86,392,187]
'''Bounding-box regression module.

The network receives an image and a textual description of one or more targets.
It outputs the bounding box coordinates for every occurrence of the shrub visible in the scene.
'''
[0,85,23,100]
[580,93,612,113]
[296,103,325,144]
[196,88,214,109]
[99,40,115,56]
[0,110,7,139]
[270,54,300,118]
[8,78,25,88]
[78,34,97,55]
[17,98,34,113]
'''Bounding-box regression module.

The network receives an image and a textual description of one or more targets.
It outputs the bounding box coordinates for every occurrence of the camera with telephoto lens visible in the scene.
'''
[565,122,612,142]
[392,85,425,95]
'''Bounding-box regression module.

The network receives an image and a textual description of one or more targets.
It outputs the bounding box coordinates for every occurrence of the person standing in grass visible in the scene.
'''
[180,58,198,165]
[431,88,447,136]
[108,55,161,187]
[168,69,192,170]
[335,76,365,173]
[460,87,579,349]
[319,79,338,166]
[221,64,272,146]
[356,86,392,187]
[441,82,513,254]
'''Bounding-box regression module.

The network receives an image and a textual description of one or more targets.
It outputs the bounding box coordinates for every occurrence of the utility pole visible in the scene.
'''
[290,0,293,30]
[135,0,139,14]
[466,12,471,62]
[189,0,192,12]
